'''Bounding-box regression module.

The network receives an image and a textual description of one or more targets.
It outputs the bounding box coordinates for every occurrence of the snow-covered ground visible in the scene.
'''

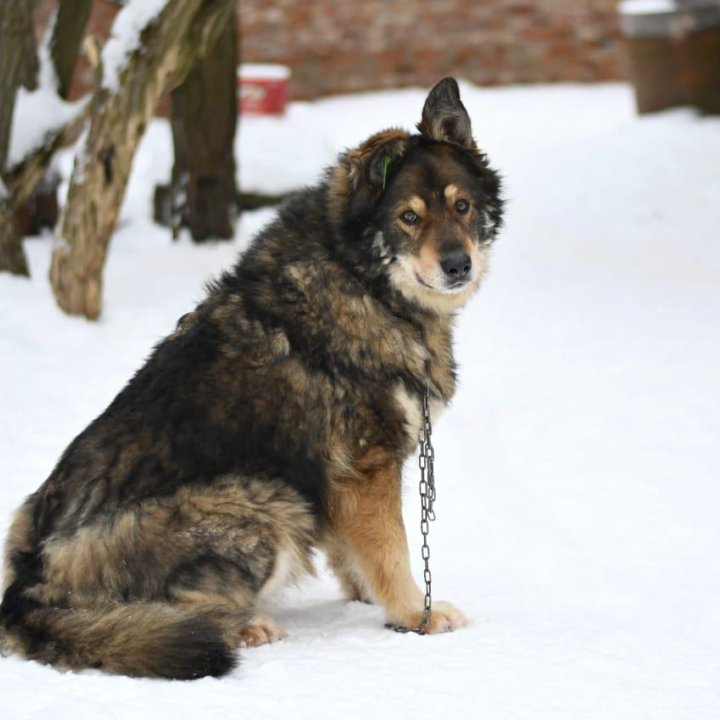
[1,82,719,719]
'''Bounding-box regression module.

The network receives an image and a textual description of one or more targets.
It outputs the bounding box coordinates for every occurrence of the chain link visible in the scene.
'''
[170,172,188,240]
[386,387,436,634]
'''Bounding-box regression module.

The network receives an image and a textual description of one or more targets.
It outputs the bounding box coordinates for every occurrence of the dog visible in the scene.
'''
[0,78,503,679]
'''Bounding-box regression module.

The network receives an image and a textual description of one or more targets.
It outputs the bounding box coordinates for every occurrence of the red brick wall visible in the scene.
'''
[35,0,625,100]
[240,0,624,98]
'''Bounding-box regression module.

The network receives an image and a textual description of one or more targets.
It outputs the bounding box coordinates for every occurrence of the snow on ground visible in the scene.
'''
[1,81,720,719]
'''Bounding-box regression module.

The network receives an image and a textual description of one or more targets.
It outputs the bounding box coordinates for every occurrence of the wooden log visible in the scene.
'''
[50,0,236,320]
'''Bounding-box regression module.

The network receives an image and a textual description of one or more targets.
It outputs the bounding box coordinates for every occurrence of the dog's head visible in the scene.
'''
[328,77,503,314]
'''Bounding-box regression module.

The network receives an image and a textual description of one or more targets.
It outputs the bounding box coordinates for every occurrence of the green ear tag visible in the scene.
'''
[382,156,393,190]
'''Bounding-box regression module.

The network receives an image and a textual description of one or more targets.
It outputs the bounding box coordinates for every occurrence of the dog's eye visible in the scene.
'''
[400,210,421,226]
[455,199,470,214]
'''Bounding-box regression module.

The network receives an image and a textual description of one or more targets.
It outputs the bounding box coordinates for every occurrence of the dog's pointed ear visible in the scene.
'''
[417,77,475,149]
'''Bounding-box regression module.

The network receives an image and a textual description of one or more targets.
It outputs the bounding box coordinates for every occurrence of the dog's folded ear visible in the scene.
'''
[328,129,409,226]
[348,129,409,191]
[417,77,475,149]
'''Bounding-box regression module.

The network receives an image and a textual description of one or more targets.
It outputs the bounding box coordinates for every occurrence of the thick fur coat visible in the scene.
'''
[0,78,503,679]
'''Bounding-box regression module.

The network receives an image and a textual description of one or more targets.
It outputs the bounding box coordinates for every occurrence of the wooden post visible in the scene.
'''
[50,0,236,320]
[0,0,37,169]
[0,0,37,276]
[50,0,93,100]
[169,11,239,241]
[0,197,29,276]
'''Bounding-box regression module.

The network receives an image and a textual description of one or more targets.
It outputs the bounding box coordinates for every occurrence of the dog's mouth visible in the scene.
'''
[389,253,482,311]
[414,272,472,294]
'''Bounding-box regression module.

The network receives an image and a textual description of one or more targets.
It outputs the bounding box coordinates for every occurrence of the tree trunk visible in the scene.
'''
[0,0,37,169]
[50,0,236,320]
[0,0,38,276]
[50,0,93,99]
[0,195,29,276]
[169,10,238,241]
[15,0,94,240]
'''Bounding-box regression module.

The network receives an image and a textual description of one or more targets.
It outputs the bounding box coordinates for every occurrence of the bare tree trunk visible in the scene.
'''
[0,0,37,169]
[50,0,236,320]
[50,0,93,99]
[0,0,38,276]
[0,197,29,276]
[169,11,238,241]
[17,0,94,238]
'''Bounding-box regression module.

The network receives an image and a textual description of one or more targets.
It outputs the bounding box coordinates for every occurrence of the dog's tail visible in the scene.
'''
[0,583,237,679]
[1,500,238,679]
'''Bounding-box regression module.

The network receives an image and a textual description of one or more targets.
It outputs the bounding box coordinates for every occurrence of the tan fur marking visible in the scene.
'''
[325,448,468,632]
[327,460,424,622]
[406,195,427,216]
[443,183,461,204]
[417,241,441,274]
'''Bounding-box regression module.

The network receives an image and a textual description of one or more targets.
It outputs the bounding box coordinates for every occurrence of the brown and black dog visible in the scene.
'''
[0,78,503,679]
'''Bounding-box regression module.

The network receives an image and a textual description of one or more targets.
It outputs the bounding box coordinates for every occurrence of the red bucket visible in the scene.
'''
[237,64,291,116]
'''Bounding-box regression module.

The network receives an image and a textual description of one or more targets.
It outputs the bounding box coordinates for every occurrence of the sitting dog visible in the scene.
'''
[0,77,503,679]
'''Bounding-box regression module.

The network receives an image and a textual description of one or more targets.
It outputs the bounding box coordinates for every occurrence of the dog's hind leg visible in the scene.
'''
[2,476,316,675]
[165,550,289,649]
[164,477,317,649]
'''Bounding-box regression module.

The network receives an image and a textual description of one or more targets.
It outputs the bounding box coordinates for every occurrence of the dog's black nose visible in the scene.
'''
[440,251,472,282]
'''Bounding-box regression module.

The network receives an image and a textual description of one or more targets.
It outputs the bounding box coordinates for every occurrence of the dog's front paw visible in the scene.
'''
[423,601,468,633]
[388,600,468,634]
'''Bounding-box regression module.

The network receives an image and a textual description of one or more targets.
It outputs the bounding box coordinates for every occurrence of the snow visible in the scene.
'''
[240,63,292,80]
[618,0,678,14]
[8,88,84,169]
[102,0,167,92]
[2,81,720,718]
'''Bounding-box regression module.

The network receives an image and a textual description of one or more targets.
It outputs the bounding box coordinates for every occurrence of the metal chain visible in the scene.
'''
[387,387,436,634]
[170,172,188,241]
